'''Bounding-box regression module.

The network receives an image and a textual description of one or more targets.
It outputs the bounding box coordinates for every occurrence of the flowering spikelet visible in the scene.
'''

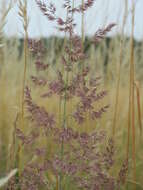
[35,0,56,21]
[91,105,109,120]
[92,23,116,43]
[5,1,126,190]
[16,128,39,145]
[103,138,115,170]
[71,0,96,13]
[25,87,55,130]
[117,159,128,186]
[28,39,45,55]
[35,0,76,33]
[28,39,49,71]
[31,76,48,86]
[71,73,109,123]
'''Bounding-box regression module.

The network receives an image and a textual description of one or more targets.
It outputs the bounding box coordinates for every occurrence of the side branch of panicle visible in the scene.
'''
[92,23,116,44]
[24,87,56,130]
[71,0,96,13]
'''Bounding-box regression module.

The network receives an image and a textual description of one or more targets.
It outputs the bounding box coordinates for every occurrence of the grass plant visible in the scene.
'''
[0,0,143,189]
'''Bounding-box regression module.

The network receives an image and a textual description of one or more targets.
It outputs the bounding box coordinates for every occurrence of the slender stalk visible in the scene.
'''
[10,114,18,166]
[79,0,85,71]
[127,85,131,160]
[21,0,28,123]
[135,81,142,138]
[59,6,73,190]
[130,0,136,186]
[81,0,85,45]
[72,0,75,18]
[70,0,75,127]
[59,40,70,190]
[0,0,12,174]
[18,0,28,173]
[59,10,69,127]
[0,1,12,77]
[112,0,128,137]
[126,3,137,189]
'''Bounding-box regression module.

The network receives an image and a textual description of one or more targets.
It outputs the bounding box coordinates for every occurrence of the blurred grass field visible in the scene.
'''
[0,36,143,189]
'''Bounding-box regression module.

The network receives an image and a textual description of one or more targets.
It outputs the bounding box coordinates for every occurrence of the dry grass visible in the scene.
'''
[112,0,128,137]
[130,0,136,186]
[135,81,142,137]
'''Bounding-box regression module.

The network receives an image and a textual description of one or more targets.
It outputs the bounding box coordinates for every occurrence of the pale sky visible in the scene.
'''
[2,0,143,40]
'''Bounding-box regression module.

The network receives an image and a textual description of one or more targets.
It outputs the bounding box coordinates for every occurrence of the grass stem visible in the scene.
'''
[112,0,128,137]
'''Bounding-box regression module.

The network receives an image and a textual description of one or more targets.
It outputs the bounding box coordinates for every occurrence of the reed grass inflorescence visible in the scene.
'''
[6,0,129,189]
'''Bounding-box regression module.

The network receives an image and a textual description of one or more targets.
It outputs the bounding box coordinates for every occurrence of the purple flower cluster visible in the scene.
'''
[25,87,56,131]
[16,128,39,146]
[12,127,127,190]
[71,0,96,13]
[7,0,128,190]
[92,23,116,44]
[35,1,56,21]
[28,39,49,71]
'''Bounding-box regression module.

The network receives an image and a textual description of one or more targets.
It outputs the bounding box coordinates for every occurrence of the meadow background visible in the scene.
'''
[0,0,143,189]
